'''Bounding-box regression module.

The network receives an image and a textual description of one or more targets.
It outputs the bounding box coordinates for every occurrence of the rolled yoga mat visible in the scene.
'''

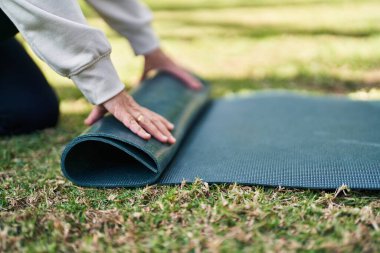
[61,72,380,189]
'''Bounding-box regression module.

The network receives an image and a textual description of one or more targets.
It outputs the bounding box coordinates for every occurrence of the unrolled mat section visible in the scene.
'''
[61,72,380,189]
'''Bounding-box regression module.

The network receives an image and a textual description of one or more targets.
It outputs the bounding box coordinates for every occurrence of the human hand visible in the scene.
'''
[84,90,176,144]
[142,48,203,90]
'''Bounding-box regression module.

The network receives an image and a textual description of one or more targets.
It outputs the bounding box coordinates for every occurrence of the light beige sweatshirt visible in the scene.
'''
[0,0,160,104]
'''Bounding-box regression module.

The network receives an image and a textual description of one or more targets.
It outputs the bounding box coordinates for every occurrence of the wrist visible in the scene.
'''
[144,48,164,61]
[103,89,126,106]
[143,48,175,72]
[70,54,125,105]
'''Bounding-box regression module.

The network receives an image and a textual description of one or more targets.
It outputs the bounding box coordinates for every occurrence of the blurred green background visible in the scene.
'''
[23,0,380,117]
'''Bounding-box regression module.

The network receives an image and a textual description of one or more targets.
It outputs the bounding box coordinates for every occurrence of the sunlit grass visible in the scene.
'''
[349,88,380,100]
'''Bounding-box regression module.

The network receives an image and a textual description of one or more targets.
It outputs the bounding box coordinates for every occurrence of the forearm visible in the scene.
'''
[85,0,160,55]
[0,0,125,104]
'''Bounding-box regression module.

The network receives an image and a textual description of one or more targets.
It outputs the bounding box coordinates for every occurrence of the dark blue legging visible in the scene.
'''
[0,38,60,135]
[0,8,59,135]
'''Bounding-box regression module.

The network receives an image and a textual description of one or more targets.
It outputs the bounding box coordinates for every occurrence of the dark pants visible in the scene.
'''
[0,9,59,136]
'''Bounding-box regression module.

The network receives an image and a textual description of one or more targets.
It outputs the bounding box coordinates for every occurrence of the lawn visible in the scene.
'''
[1,0,380,252]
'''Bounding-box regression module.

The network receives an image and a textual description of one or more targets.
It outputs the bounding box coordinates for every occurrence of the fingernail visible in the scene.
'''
[169,136,176,143]
[162,135,168,142]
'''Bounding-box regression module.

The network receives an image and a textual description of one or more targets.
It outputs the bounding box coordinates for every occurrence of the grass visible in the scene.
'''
[1,0,380,252]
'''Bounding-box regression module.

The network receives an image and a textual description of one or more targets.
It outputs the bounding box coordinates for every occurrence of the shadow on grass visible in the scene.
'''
[159,20,380,41]
[147,0,358,12]
[207,73,376,97]
[82,0,374,19]
[51,71,377,101]
[80,0,351,18]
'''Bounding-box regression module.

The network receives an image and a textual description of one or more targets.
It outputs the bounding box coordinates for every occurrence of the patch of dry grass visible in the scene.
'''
[1,177,380,252]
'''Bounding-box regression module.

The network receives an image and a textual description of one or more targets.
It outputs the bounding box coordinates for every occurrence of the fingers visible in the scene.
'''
[142,48,202,90]
[142,108,176,143]
[129,109,176,144]
[141,107,174,130]
[165,67,203,90]
[103,91,176,144]
[84,106,107,126]
[152,119,176,144]
[121,114,151,140]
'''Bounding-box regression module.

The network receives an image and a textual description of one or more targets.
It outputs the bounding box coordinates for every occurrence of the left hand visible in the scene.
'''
[141,48,203,90]
[85,90,176,144]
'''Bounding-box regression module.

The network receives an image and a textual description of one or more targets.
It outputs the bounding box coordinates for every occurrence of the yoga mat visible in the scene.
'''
[61,72,380,189]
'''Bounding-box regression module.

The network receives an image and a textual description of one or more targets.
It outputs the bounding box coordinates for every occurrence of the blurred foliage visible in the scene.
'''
[51,0,380,99]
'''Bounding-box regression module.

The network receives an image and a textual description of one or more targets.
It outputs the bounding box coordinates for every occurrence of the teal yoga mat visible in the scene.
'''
[61,72,380,189]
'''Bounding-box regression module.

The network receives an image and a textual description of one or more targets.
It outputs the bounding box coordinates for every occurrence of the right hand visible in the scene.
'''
[84,90,176,144]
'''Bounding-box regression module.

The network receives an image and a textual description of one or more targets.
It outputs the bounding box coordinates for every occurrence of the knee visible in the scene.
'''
[0,89,60,136]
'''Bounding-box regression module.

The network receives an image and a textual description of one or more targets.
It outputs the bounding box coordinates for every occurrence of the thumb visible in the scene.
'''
[84,106,107,126]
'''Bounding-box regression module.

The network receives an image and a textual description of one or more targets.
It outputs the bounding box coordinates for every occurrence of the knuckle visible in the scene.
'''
[137,128,147,135]
[136,127,143,134]
[124,115,134,124]
[141,115,149,124]
[113,107,123,119]
[125,95,135,103]
[131,124,141,133]
[129,103,139,110]
[150,127,159,134]
[152,119,161,125]
[137,117,147,126]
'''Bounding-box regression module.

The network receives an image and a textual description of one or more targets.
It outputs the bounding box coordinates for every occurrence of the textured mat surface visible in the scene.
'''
[61,73,380,189]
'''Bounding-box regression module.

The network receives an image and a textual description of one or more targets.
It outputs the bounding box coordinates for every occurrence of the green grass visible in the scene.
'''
[1,0,380,252]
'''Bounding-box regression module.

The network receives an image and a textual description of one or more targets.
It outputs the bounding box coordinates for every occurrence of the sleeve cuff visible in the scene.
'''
[128,25,160,55]
[70,54,125,105]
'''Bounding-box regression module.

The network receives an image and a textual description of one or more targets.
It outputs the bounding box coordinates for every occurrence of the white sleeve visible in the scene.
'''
[85,0,160,55]
[0,0,125,105]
